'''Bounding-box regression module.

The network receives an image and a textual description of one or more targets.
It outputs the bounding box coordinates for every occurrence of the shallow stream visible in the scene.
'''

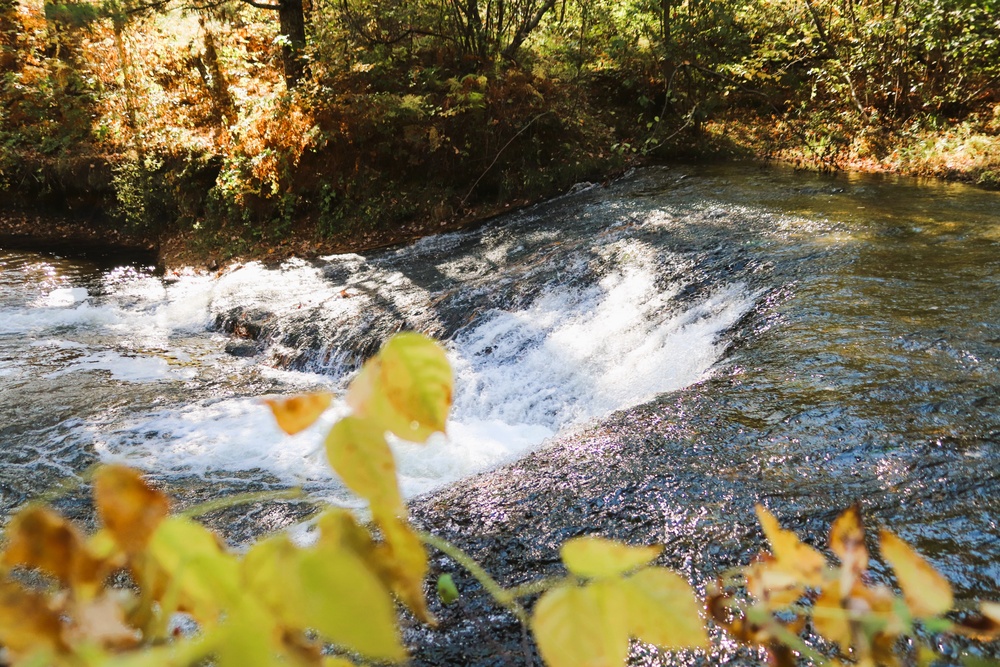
[2,163,998,663]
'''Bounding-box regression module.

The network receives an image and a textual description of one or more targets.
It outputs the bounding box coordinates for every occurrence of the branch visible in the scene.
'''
[418,530,531,624]
[239,0,282,10]
[501,0,556,60]
[461,110,551,206]
[802,0,868,121]
[180,487,308,518]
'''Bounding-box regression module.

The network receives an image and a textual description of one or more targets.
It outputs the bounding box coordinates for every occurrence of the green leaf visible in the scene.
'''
[242,533,406,662]
[145,517,241,626]
[298,544,406,661]
[531,581,630,667]
[347,332,453,443]
[560,536,662,579]
[436,574,459,605]
[621,568,708,650]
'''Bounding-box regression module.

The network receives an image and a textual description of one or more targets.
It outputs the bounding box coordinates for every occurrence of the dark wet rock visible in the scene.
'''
[215,307,271,340]
[224,340,260,357]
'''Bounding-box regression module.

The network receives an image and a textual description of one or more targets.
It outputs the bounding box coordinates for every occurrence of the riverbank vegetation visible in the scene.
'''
[1,0,998,260]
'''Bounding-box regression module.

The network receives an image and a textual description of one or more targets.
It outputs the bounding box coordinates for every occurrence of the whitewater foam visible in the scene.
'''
[87,248,755,503]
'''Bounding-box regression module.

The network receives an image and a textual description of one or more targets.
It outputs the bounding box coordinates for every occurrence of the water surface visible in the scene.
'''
[1,164,998,661]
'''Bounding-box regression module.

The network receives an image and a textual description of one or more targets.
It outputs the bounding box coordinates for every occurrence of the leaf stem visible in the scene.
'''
[745,605,830,666]
[180,487,309,518]
[417,530,530,623]
[504,577,564,601]
[32,463,102,503]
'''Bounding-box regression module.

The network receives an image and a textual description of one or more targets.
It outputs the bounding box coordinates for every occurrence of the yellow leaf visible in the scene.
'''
[621,567,708,649]
[316,508,432,625]
[322,659,359,667]
[829,505,868,589]
[812,581,852,653]
[264,392,333,435]
[347,332,452,443]
[319,508,432,623]
[315,508,378,556]
[214,599,285,667]
[325,416,404,513]
[755,504,827,586]
[373,511,433,625]
[0,580,65,656]
[983,601,1000,625]
[301,545,407,661]
[93,635,214,667]
[87,529,124,564]
[560,536,662,580]
[145,517,241,626]
[2,505,107,596]
[531,582,630,667]
[240,534,301,622]
[745,556,806,607]
[879,529,953,618]
[93,465,170,556]
[243,533,406,662]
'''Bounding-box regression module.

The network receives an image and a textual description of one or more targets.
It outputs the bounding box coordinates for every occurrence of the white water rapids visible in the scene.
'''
[1,230,755,503]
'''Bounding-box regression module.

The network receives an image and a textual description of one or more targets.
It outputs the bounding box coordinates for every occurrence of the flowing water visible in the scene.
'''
[2,163,999,661]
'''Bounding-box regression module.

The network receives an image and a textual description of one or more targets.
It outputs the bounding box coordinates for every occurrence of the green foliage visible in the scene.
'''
[3,0,1000,242]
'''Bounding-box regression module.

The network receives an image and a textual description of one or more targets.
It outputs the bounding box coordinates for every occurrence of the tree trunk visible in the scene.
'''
[0,0,17,70]
[501,0,555,61]
[278,0,307,89]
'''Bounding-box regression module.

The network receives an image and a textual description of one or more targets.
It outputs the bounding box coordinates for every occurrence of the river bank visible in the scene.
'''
[5,117,999,272]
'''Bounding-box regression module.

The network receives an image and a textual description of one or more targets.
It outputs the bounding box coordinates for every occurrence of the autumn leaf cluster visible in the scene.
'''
[0,332,996,667]
[710,505,1000,666]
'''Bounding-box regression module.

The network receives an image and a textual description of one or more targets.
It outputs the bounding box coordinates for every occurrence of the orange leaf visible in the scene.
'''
[812,581,852,654]
[0,580,66,656]
[829,505,868,592]
[64,592,140,650]
[954,601,1000,641]
[879,529,953,618]
[265,392,333,435]
[94,465,170,555]
[745,555,806,607]
[1,506,107,596]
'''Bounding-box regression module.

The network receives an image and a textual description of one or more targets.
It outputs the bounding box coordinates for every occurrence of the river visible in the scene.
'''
[2,162,998,663]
